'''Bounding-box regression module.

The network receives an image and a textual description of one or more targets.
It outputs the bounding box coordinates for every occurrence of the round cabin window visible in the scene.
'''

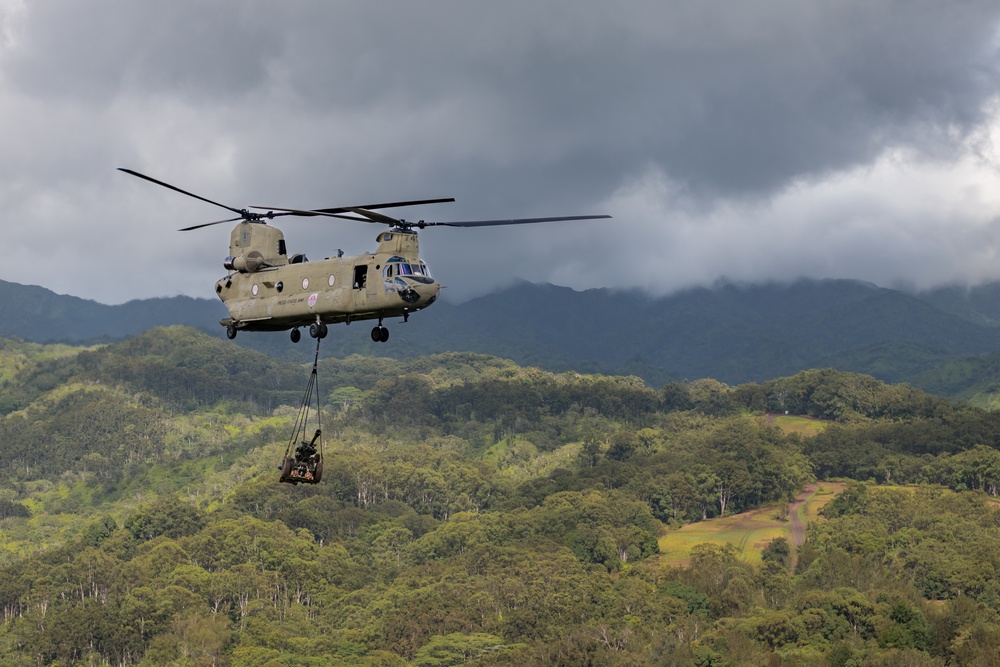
[328,275,335,287]
[251,284,259,296]
[302,277,309,290]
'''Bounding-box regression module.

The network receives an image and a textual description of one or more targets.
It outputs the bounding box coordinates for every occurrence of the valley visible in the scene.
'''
[1,327,1000,663]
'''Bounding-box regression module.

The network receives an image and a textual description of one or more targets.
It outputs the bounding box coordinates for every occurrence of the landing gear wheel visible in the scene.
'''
[371,326,381,342]
[310,323,328,339]
[290,328,301,343]
[379,326,389,342]
[226,324,237,340]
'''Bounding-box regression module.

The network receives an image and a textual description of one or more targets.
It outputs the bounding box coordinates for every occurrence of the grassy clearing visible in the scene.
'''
[861,483,954,499]
[797,481,844,523]
[658,509,788,566]
[769,414,830,437]
[657,481,843,567]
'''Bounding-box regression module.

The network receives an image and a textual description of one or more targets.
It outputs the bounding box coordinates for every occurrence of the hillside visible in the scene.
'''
[9,277,1000,391]
[3,329,1000,664]
[0,278,226,342]
[913,282,1000,327]
[3,329,1000,663]
[415,279,1000,385]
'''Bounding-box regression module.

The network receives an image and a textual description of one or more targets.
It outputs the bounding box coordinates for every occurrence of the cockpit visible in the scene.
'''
[382,256,437,304]
[383,259,432,280]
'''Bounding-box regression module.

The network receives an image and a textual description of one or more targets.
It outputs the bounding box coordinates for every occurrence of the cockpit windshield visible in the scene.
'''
[383,260,432,279]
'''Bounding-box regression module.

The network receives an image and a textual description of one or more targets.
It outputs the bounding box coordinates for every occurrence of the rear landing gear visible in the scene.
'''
[371,325,389,342]
[226,324,237,339]
[290,327,301,343]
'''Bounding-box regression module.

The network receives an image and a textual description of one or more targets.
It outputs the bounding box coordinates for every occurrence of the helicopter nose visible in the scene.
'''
[415,279,441,304]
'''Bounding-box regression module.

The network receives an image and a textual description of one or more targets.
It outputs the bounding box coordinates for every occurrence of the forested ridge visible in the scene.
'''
[16,276,1000,393]
[2,327,1000,665]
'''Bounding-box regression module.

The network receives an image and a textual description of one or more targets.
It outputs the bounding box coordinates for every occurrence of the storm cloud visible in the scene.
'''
[1,0,998,303]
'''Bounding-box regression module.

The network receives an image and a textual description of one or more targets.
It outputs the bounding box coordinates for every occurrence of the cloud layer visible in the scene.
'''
[1,0,998,303]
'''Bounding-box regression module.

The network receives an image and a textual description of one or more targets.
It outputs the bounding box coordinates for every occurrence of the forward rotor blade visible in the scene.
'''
[314,198,455,214]
[347,207,402,225]
[118,168,245,216]
[422,214,612,228]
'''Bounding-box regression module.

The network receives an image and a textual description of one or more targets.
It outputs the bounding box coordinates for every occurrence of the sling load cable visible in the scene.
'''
[279,336,324,484]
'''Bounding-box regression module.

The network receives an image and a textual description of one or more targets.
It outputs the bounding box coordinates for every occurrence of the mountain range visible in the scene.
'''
[5,276,1000,396]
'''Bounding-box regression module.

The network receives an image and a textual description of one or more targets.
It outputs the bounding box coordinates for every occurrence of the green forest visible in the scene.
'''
[2,327,1000,665]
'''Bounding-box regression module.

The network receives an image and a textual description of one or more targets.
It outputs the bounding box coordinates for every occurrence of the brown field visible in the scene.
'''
[657,481,844,567]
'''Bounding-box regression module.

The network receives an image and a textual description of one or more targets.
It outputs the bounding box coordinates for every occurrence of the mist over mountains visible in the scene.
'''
[4,276,1000,390]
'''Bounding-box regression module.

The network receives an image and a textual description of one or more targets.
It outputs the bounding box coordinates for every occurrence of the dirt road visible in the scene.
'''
[788,483,817,570]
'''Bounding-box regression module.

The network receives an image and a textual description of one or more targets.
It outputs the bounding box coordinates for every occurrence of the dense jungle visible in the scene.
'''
[2,326,1000,666]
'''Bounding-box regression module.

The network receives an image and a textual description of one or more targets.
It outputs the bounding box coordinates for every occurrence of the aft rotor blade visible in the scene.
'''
[178,216,246,232]
[251,197,454,219]
[178,209,300,231]
[422,214,612,228]
[118,168,245,216]
[248,205,388,224]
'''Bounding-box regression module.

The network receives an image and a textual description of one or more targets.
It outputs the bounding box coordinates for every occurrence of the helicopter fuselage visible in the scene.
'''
[216,223,439,337]
[118,167,609,344]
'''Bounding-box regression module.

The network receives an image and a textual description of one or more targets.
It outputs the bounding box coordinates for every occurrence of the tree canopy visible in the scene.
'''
[1,327,1000,664]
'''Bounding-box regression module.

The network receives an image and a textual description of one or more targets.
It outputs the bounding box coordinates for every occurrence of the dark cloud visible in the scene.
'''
[0,0,998,303]
[5,1,280,100]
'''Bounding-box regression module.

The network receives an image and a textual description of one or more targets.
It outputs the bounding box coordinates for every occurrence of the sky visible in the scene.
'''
[1,0,999,304]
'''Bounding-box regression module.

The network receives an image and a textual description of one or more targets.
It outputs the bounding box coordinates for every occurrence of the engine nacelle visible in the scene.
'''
[224,251,267,273]
[226,222,288,272]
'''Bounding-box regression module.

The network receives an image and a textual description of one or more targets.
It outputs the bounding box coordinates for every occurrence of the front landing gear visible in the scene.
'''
[290,327,301,343]
[371,325,389,342]
[226,323,238,340]
[309,322,328,339]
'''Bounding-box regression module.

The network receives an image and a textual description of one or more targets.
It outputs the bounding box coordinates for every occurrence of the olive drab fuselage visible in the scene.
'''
[117,166,611,343]
[216,221,440,332]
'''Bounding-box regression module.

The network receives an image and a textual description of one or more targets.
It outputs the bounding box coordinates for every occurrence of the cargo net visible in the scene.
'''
[279,337,324,484]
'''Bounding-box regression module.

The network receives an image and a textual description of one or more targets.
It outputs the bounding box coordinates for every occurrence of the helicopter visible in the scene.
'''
[119,168,611,344]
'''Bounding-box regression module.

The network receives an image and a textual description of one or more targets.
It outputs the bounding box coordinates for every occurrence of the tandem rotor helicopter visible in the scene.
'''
[119,168,611,344]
